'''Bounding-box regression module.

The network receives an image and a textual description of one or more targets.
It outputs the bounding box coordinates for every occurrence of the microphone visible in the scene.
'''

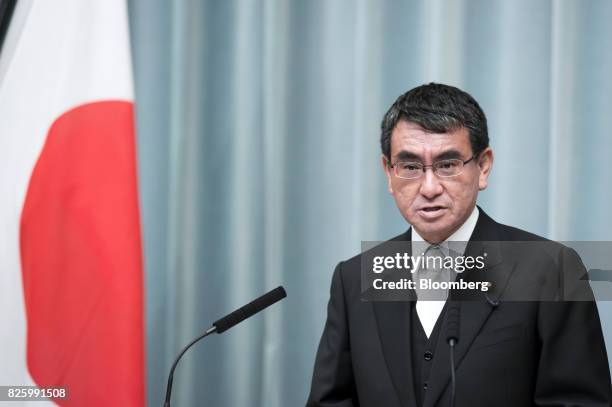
[163,286,287,407]
[446,301,461,407]
[446,301,461,346]
[485,293,499,308]
[213,286,287,333]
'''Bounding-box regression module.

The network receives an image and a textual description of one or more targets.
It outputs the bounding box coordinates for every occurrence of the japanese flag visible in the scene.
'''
[0,0,144,405]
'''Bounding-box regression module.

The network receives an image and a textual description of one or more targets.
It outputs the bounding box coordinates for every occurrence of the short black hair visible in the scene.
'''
[380,83,489,162]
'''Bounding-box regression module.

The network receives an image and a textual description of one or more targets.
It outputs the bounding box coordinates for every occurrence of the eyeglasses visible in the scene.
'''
[389,156,476,179]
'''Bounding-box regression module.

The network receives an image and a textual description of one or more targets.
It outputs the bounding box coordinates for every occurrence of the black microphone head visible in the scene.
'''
[213,286,287,333]
[485,293,499,308]
[446,301,461,345]
[273,286,287,299]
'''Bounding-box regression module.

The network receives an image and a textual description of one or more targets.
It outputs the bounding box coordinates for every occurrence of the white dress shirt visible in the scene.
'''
[412,206,480,337]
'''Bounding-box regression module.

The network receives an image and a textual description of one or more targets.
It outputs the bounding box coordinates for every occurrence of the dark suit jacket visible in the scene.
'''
[307,208,611,407]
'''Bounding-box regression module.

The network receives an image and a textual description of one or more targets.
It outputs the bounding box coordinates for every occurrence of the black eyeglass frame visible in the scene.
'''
[388,155,477,179]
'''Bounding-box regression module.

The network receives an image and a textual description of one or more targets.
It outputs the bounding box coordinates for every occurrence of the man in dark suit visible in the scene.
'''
[306,83,611,406]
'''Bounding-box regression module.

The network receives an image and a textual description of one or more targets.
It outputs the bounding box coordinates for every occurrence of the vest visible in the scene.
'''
[411,302,448,407]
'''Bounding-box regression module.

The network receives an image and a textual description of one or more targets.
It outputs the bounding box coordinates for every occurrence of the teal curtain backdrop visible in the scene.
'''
[127,1,612,405]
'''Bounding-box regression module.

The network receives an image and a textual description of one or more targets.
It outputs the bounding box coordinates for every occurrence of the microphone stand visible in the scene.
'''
[446,300,461,407]
[448,337,457,407]
[162,286,286,406]
[163,326,217,407]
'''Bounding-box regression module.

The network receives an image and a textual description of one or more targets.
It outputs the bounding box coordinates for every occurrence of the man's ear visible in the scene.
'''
[382,155,394,194]
[477,148,494,190]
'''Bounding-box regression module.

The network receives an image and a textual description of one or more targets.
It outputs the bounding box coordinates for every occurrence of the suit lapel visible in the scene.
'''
[373,301,417,407]
[372,228,418,407]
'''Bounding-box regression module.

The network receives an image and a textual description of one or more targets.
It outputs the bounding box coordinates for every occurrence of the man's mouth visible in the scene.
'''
[421,206,444,212]
[417,206,447,219]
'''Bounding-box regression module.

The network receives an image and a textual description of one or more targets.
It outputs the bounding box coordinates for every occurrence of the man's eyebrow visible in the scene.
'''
[434,149,464,160]
[393,151,421,162]
[393,149,465,162]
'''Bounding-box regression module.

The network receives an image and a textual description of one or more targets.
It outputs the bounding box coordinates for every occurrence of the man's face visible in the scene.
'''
[382,121,493,243]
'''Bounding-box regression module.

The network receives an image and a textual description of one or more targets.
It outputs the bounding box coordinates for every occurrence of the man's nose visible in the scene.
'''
[418,168,444,199]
